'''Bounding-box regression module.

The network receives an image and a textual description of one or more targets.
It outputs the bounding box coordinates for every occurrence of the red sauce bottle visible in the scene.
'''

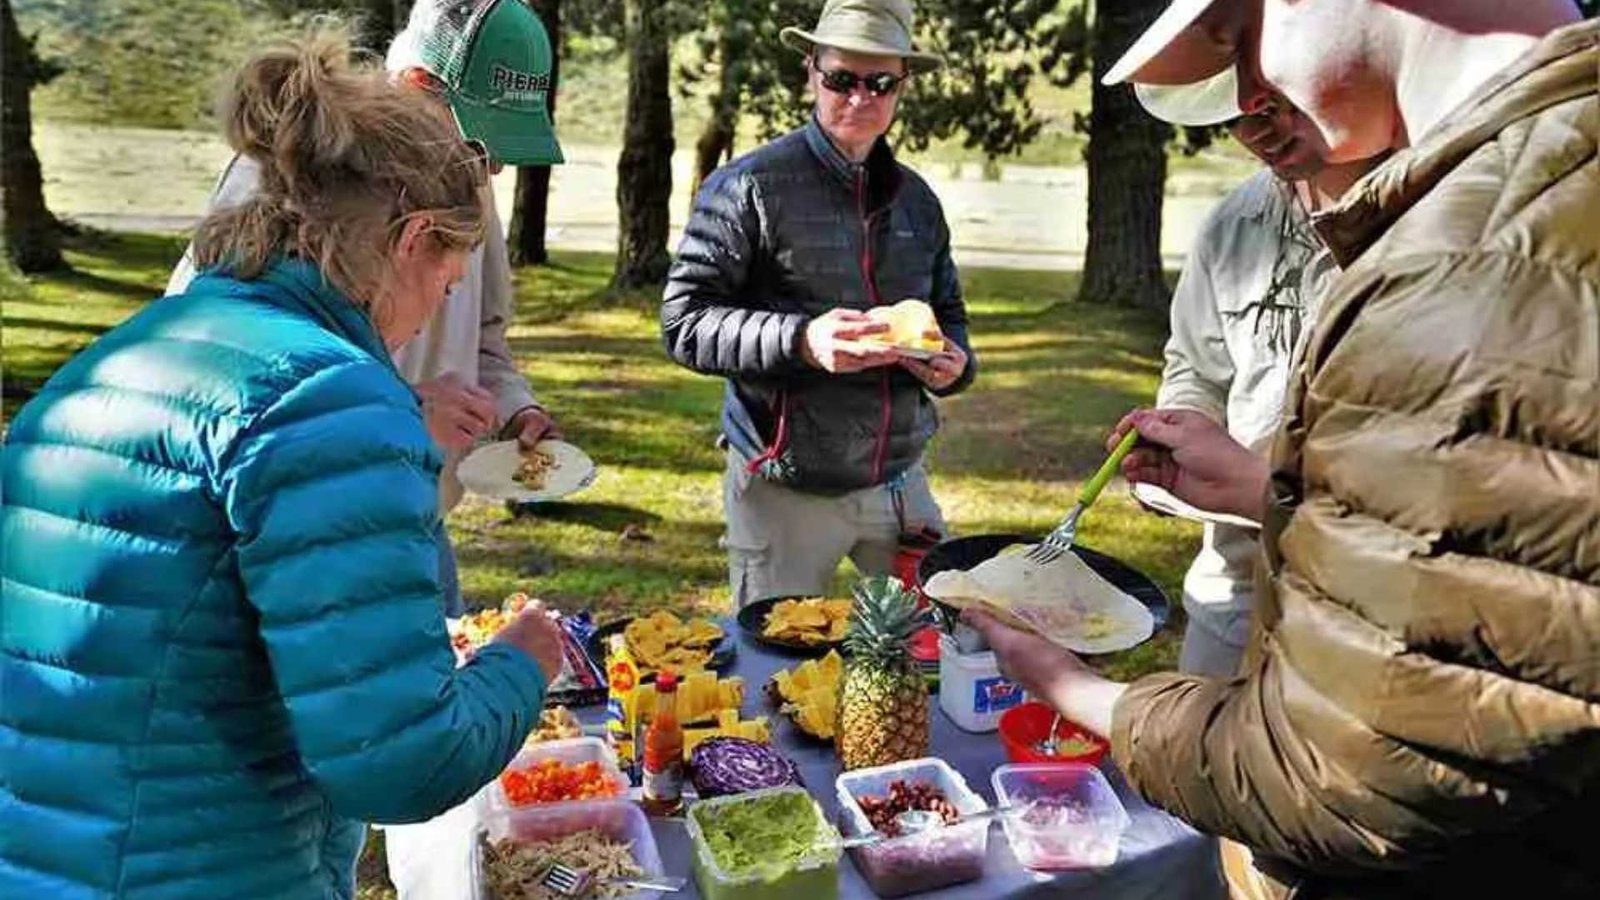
[640,671,685,816]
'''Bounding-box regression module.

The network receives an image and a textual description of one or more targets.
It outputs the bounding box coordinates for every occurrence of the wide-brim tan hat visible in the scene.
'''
[780,0,943,75]
[1101,0,1242,127]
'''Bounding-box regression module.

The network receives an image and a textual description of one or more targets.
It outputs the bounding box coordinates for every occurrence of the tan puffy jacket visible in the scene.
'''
[1112,21,1599,898]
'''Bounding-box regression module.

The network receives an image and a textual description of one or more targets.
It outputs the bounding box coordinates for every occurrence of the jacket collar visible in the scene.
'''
[803,116,904,212]
[1312,20,1598,268]
[192,257,394,369]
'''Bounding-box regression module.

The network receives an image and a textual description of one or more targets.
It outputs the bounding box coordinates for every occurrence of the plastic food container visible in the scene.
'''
[991,763,1129,870]
[479,799,666,900]
[685,786,841,900]
[937,634,1025,732]
[488,736,630,814]
[835,758,988,897]
[997,701,1110,765]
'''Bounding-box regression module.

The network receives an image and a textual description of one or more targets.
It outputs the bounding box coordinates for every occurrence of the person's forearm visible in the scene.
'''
[1047,674,1129,737]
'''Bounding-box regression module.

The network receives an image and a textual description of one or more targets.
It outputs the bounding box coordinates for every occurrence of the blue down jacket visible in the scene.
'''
[0,259,546,899]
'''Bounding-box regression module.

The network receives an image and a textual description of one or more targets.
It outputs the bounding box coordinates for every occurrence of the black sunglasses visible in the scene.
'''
[814,65,906,97]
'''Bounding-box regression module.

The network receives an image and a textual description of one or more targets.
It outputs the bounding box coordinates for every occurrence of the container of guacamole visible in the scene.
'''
[685,786,840,900]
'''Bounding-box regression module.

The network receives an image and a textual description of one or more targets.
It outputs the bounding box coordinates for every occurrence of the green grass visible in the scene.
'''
[1,231,186,413]
[2,231,1200,894]
[3,231,1198,664]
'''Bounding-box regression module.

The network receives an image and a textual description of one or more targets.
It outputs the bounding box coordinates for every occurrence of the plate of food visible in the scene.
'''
[737,596,854,655]
[765,650,843,742]
[587,610,735,680]
[857,298,945,360]
[457,438,597,504]
[919,535,1167,656]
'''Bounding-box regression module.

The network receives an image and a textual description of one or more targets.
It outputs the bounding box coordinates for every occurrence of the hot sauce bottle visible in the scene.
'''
[640,670,685,816]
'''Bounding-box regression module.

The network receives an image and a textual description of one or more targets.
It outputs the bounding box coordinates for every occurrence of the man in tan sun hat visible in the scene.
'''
[661,0,977,607]
[968,0,1599,897]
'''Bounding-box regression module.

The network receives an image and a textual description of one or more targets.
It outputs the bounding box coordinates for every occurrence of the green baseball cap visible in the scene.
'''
[386,0,564,166]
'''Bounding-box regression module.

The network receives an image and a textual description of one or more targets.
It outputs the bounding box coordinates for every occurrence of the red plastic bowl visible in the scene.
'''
[998,701,1110,765]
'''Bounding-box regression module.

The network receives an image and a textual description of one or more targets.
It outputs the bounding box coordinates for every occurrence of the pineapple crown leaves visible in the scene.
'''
[843,576,923,665]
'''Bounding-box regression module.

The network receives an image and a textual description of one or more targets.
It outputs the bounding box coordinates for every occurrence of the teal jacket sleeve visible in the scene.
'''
[221,358,546,824]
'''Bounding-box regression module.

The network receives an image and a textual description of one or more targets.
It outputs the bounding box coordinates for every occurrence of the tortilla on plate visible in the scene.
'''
[923,547,1153,654]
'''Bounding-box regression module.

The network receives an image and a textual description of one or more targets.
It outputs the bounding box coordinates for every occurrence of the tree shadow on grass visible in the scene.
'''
[504,500,664,530]
[1,316,112,336]
[47,268,164,303]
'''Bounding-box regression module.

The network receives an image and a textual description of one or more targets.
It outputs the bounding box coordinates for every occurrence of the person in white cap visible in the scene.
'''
[969,0,1598,896]
[1146,90,1383,677]
[661,0,975,607]
[169,0,566,581]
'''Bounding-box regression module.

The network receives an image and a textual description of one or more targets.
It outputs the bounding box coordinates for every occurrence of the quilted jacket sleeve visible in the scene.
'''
[222,359,546,825]
[1110,247,1600,875]
[925,211,977,398]
[661,168,811,376]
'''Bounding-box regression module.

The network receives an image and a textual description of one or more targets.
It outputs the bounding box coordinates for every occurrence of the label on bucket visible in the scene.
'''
[974,676,1024,715]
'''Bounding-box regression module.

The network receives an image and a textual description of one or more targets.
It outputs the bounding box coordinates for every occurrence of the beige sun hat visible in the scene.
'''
[780,0,944,74]
[1101,0,1243,127]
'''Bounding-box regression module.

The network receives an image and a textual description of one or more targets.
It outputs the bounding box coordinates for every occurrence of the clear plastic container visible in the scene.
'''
[835,758,989,897]
[685,786,841,900]
[991,763,1129,870]
[938,634,1026,732]
[478,798,666,900]
[488,736,630,814]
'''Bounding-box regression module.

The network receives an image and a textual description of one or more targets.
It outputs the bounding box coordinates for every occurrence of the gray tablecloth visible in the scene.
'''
[387,624,1225,900]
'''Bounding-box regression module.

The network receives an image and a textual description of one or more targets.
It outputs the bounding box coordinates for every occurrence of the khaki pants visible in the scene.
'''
[723,453,945,606]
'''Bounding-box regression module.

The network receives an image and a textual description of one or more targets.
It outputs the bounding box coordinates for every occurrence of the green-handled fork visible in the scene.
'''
[1024,428,1141,565]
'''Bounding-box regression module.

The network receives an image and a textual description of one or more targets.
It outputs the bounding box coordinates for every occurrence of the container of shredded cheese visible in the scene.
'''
[479,799,665,900]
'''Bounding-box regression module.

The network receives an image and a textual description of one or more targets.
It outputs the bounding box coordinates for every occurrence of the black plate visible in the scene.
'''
[915,534,1171,652]
[587,617,736,679]
[737,597,848,657]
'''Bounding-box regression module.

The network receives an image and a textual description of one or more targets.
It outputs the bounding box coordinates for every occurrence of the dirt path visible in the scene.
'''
[38,123,1248,271]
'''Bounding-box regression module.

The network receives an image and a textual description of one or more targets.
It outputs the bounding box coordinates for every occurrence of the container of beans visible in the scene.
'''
[834,758,989,897]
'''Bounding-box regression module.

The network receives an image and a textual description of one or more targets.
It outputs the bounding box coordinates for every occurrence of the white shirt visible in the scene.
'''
[1157,170,1337,657]
[166,155,539,511]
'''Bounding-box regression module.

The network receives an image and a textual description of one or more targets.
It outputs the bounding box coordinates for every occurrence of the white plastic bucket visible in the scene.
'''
[937,634,1025,732]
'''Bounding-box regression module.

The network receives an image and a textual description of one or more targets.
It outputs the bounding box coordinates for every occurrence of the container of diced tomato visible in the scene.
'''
[489,737,629,816]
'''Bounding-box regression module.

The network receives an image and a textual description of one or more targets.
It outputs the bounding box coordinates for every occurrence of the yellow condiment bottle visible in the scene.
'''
[604,634,640,774]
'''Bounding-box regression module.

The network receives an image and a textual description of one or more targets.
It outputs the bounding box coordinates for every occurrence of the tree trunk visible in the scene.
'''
[509,0,561,267]
[1,0,64,273]
[688,22,740,211]
[612,0,674,290]
[1078,0,1172,309]
[690,108,735,213]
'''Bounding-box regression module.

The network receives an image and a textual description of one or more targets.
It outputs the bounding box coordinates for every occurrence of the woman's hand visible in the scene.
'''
[415,372,496,450]
[491,599,567,683]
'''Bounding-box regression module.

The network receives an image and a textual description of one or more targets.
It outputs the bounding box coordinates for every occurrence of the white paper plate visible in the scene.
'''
[1133,482,1260,529]
[457,439,597,503]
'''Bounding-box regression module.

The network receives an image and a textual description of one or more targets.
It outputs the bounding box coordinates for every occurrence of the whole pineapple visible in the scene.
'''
[837,576,929,770]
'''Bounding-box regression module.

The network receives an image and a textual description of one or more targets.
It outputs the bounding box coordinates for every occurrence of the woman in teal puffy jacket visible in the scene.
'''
[0,31,566,899]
